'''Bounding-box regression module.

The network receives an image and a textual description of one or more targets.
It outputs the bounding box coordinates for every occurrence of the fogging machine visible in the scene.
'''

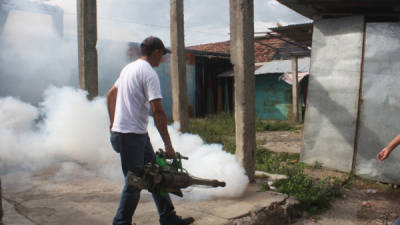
[127,149,226,197]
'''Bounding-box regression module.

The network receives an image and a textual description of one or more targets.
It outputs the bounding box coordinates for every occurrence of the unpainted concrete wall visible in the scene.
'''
[301,16,364,172]
[302,18,400,183]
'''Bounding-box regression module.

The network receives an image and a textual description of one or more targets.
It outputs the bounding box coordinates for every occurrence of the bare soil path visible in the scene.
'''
[256,129,303,154]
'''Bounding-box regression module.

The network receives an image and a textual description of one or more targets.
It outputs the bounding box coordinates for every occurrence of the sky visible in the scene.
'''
[44,0,311,46]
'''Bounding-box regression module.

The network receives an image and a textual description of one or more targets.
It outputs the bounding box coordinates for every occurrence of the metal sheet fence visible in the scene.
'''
[355,23,400,183]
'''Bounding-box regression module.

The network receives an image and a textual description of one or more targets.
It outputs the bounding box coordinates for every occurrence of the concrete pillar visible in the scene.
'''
[170,0,188,131]
[291,57,299,121]
[230,0,256,181]
[77,0,98,100]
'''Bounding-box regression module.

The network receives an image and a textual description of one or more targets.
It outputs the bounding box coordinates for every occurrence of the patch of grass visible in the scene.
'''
[187,114,302,153]
[255,147,343,216]
[187,113,236,153]
[256,119,300,132]
[341,174,392,191]
[311,161,323,170]
[255,147,300,174]
[273,167,343,215]
[188,114,343,216]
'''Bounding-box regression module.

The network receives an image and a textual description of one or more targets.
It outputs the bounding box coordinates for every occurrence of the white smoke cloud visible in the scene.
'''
[148,120,249,199]
[0,4,129,104]
[0,8,78,104]
[0,86,248,199]
[0,0,255,200]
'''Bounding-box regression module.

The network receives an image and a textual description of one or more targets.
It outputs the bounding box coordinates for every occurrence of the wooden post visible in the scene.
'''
[77,0,98,100]
[292,57,299,121]
[170,0,188,131]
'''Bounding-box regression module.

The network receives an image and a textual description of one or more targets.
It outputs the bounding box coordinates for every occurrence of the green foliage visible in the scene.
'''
[273,169,342,215]
[188,114,343,216]
[256,119,300,132]
[260,181,270,191]
[341,174,392,191]
[312,161,323,170]
[255,147,343,216]
[255,147,299,174]
[187,113,236,153]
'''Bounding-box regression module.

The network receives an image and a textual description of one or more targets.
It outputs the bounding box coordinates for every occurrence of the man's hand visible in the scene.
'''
[165,144,176,158]
[109,124,113,133]
[377,147,392,161]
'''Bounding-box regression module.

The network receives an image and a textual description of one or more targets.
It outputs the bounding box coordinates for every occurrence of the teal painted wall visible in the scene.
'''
[255,74,302,120]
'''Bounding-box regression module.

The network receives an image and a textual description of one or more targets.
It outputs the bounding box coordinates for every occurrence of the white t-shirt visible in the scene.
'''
[112,59,162,134]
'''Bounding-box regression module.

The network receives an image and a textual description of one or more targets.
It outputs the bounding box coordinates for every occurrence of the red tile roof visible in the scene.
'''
[188,40,231,55]
[188,36,298,63]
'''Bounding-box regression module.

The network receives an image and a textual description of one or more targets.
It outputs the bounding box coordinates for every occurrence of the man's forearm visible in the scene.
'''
[154,111,172,148]
[107,98,116,124]
[106,87,117,126]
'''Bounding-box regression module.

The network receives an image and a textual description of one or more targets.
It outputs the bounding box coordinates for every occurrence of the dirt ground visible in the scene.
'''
[256,127,400,225]
[256,129,303,154]
[294,183,400,225]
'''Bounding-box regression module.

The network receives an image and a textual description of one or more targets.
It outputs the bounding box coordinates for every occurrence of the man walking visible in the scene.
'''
[106,36,194,225]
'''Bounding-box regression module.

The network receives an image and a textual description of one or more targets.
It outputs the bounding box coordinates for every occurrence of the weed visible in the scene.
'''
[187,113,236,153]
[255,147,343,216]
[256,119,300,132]
[342,174,391,191]
[188,113,343,216]
[273,166,343,215]
[260,181,270,191]
[255,147,299,174]
[312,161,323,170]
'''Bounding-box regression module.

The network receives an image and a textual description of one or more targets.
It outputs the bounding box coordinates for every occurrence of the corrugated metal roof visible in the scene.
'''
[218,57,310,77]
[255,57,310,75]
[269,23,313,31]
[185,49,230,58]
[269,23,313,47]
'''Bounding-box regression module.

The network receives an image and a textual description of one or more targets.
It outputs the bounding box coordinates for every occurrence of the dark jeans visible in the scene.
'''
[111,132,177,225]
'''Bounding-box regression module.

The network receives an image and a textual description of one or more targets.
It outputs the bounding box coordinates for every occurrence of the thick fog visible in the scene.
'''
[0,87,248,199]
[0,0,248,199]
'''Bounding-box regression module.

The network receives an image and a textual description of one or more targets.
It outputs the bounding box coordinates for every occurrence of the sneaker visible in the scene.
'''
[172,216,195,225]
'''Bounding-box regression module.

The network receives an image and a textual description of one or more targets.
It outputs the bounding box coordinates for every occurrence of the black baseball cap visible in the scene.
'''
[140,36,170,55]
